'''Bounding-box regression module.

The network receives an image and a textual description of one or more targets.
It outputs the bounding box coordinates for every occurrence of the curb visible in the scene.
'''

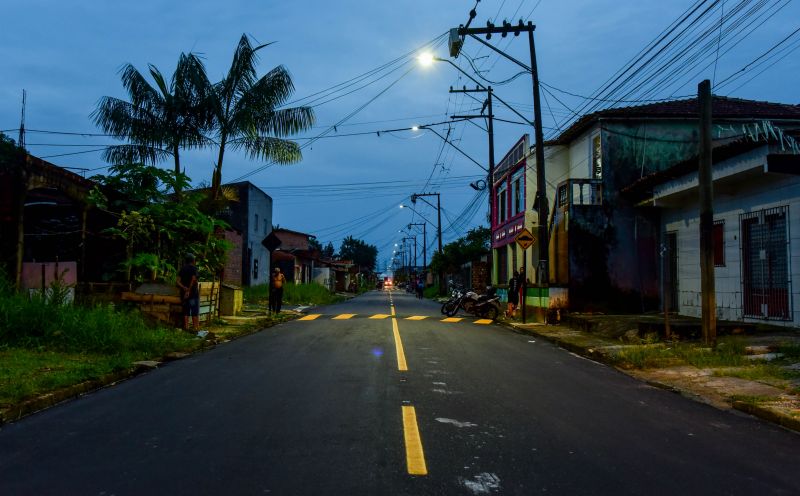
[499,320,800,434]
[0,314,298,426]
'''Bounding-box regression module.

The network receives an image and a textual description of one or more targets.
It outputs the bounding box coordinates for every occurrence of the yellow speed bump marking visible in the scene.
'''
[332,314,356,320]
[405,315,427,321]
[402,406,428,476]
[298,314,322,321]
[392,318,408,371]
[441,317,463,323]
[473,319,493,325]
[370,314,391,319]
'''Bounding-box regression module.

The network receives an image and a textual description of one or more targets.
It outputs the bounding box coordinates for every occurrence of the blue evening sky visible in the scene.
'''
[2,1,798,270]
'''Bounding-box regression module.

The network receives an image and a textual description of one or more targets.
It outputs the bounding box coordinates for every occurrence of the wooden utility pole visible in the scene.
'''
[698,80,716,345]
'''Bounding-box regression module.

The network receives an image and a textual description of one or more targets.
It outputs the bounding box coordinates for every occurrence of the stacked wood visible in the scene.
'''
[121,280,220,327]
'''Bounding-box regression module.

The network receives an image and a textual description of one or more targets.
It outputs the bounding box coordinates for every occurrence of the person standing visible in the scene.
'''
[177,253,200,332]
[506,269,520,318]
[270,267,286,314]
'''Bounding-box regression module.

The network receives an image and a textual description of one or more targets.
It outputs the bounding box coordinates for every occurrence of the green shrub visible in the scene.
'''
[0,288,194,355]
[244,282,343,306]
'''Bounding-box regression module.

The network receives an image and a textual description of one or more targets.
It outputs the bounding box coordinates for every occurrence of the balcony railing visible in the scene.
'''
[557,178,603,208]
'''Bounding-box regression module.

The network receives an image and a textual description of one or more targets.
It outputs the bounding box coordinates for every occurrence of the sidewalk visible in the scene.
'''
[503,315,800,433]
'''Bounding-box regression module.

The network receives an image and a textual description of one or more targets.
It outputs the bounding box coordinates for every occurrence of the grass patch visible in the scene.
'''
[0,348,139,406]
[613,337,751,369]
[243,282,343,307]
[0,275,200,406]
[714,363,800,384]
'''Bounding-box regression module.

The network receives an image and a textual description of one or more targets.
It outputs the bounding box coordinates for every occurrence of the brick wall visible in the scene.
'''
[222,229,243,285]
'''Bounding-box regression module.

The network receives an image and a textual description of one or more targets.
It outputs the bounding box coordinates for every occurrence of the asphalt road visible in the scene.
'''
[1,290,798,495]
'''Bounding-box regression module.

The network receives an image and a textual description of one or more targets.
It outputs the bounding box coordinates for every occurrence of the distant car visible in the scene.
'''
[383,277,393,289]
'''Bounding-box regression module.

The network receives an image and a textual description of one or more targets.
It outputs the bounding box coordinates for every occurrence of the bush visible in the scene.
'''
[244,282,343,306]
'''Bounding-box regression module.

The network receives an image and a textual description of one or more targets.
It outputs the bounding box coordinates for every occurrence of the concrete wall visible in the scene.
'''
[662,150,800,326]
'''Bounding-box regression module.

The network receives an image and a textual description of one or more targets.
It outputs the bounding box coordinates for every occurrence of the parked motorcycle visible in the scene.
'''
[471,286,502,321]
[445,289,479,317]
[441,285,462,315]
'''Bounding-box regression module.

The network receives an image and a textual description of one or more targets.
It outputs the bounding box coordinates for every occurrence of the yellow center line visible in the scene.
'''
[402,406,428,475]
[298,314,322,321]
[392,318,408,371]
[391,306,396,316]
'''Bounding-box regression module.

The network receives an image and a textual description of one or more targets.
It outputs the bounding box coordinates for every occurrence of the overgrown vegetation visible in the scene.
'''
[0,272,198,406]
[430,227,489,274]
[89,163,231,283]
[611,336,800,386]
[244,282,344,307]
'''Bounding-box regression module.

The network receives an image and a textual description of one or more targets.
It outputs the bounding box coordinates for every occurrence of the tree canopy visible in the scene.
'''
[339,236,377,271]
[429,226,490,274]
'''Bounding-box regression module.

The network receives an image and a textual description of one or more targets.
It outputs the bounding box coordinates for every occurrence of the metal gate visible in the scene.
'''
[741,206,791,320]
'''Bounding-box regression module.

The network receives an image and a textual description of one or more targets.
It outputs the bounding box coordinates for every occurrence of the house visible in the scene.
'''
[215,181,273,286]
[624,124,800,326]
[507,96,800,320]
[491,134,537,286]
[0,152,123,288]
[270,227,318,284]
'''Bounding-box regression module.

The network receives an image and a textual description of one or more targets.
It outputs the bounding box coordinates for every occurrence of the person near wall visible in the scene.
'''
[506,269,520,318]
[177,253,200,332]
[270,267,286,314]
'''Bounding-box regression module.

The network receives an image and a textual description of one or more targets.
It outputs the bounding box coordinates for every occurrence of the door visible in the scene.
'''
[741,207,790,319]
[664,232,678,312]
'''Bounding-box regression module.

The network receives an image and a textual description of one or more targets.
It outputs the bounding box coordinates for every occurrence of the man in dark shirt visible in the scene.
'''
[177,253,200,332]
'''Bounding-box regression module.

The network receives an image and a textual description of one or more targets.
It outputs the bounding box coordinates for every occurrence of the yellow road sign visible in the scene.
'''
[515,228,535,250]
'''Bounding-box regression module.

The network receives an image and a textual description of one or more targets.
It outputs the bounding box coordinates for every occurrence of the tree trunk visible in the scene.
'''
[210,135,227,201]
[173,143,182,195]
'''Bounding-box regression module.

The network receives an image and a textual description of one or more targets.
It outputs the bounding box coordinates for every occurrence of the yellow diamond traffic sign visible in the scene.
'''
[515,228,535,250]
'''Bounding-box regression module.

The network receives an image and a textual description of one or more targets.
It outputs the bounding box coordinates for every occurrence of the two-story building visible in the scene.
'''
[216,181,273,286]
[513,95,800,323]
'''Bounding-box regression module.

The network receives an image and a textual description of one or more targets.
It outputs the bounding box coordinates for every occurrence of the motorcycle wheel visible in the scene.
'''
[441,302,449,315]
[446,301,460,317]
[484,305,499,321]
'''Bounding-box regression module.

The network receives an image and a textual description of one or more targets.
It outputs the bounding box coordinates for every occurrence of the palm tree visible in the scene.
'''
[208,34,315,200]
[91,53,211,194]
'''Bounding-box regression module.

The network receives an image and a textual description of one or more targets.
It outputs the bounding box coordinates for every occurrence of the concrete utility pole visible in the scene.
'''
[698,80,716,345]
[408,223,427,271]
[451,86,495,285]
[453,20,549,285]
[411,192,443,291]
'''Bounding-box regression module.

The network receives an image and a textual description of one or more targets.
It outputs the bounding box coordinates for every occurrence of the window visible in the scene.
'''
[741,207,790,319]
[591,134,602,179]
[511,169,524,216]
[713,221,724,267]
[497,184,508,223]
[255,214,259,233]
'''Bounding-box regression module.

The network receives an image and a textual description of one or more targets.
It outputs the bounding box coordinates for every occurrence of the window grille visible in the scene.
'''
[740,206,791,320]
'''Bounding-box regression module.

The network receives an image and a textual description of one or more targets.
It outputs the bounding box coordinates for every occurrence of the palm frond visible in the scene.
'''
[236,135,303,164]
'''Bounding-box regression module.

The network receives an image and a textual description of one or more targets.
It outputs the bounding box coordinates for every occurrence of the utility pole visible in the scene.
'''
[528,28,548,286]
[18,90,26,150]
[452,86,495,285]
[453,19,549,286]
[408,223,427,272]
[411,192,443,291]
[698,79,716,346]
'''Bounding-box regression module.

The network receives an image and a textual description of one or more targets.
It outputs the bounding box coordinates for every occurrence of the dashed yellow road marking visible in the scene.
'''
[332,313,356,320]
[441,317,463,323]
[370,314,391,319]
[405,315,427,321]
[473,319,494,325]
[392,318,408,371]
[402,406,428,475]
[298,314,322,321]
